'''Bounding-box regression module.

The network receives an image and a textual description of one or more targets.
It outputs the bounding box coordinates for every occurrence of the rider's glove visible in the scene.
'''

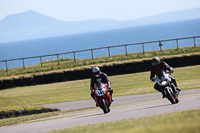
[107,85,111,90]
[169,67,174,73]
[151,78,155,82]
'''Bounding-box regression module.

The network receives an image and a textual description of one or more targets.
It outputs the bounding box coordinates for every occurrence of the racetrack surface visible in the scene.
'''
[43,89,200,111]
[0,89,200,133]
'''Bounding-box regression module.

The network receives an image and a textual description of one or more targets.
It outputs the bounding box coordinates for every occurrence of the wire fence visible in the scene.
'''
[0,35,200,71]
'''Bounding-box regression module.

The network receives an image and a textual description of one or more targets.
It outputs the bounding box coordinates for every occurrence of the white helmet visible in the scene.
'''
[92,67,101,77]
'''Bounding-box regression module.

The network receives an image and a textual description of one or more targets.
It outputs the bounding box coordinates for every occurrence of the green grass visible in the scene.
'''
[50,109,200,133]
[0,45,200,78]
[0,65,200,111]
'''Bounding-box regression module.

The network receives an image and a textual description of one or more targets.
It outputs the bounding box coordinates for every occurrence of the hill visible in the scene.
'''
[0,8,200,43]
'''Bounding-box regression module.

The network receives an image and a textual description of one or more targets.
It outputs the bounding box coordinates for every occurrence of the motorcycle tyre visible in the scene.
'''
[165,87,175,104]
[100,99,109,114]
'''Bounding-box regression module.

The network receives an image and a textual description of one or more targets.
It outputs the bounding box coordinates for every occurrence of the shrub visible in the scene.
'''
[0,107,60,119]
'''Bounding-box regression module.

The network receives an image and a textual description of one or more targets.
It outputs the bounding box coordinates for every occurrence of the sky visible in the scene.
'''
[0,0,200,21]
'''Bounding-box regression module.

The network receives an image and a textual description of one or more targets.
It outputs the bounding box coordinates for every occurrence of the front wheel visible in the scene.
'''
[175,98,179,103]
[100,99,109,113]
[165,87,175,104]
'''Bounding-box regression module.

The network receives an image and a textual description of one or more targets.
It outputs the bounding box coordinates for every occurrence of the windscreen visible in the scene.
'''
[156,70,166,79]
[95,83,104,90]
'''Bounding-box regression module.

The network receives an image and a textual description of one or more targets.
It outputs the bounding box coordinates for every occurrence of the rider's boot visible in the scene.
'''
[111,97,114,102]
[110,93,114,102]
[162,93,165,98]
[91,93,98,107]
[108,88,114,102]
[161,90,165,98]
[175,90,179,96]
[176,87,181,92]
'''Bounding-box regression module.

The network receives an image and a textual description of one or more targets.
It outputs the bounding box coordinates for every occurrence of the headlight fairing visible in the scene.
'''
[161,80,167,86]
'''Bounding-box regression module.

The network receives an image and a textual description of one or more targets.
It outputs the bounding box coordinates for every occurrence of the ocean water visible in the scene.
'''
[0,19,200,69]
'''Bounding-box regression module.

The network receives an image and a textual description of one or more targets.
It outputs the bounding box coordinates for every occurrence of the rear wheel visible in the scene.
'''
[100,99,109,113]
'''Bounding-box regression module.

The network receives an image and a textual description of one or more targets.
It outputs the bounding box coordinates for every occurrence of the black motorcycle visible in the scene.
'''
[155,70,179,104]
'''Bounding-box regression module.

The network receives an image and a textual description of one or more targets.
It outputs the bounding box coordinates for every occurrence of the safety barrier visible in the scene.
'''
[0,35,199,71]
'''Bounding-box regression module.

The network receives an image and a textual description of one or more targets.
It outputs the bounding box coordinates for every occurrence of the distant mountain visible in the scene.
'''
[0,8,200,43]
[124,8,200,26]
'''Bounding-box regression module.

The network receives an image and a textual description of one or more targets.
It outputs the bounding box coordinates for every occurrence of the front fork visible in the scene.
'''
[95,96,110,107]
[160,82,177,97]
[170,82,178,96]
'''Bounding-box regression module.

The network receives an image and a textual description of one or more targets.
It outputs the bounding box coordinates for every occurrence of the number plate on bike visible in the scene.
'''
[95,89,106,96]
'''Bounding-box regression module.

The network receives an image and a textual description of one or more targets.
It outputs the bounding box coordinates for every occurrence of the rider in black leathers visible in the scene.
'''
[90,67,114,105]
[150,57,181,98]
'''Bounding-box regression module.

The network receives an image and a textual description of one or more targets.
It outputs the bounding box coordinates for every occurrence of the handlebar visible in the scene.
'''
[166,72,171,75]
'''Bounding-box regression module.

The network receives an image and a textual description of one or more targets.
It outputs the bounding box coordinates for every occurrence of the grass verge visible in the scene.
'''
[49,109,200,133]
[0,45,200,78]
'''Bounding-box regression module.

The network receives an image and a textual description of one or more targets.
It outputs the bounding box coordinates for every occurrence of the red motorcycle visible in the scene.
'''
[94,83,112,113]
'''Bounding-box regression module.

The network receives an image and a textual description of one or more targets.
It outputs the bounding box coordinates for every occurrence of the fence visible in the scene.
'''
[0,35,200,71]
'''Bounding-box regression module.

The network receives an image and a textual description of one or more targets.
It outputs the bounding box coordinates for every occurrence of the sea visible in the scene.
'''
[0,19,200,69]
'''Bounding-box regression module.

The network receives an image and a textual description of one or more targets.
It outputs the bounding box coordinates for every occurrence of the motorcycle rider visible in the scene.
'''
[90,66,114,106]
[150,57,181,98]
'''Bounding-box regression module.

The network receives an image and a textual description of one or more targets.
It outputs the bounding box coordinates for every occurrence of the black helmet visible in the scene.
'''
[151,57,160,66]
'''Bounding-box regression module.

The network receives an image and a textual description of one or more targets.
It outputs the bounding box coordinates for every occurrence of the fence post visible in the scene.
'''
[125,45,128,56]
[194,37,196,47]
[91,49,94,59]
[108,47,110,57]
[57,54,60,65]
[40,56,43,67]
[142,43,145,54]
[23,58,25,69]
[176,39,179,50]
[159,41,163,51]
[5,60,8,72]
[73,51,76,62]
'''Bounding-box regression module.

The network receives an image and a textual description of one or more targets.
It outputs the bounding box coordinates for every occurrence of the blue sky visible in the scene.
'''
[0,0,200,21]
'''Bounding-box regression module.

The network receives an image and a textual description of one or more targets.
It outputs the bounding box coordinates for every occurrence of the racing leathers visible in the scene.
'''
[150,61,180,96]
[90,72,113,101]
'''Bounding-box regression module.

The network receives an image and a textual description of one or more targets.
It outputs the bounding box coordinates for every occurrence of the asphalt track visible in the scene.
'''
[43,89,200,111]
[0,89,200,133]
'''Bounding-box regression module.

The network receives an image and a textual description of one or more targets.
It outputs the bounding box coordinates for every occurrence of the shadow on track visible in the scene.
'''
[76,112,104,119]
[127,103,172,112]
[141,103,173,110]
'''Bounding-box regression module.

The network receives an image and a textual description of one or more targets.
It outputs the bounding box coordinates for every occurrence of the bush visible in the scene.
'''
[0,107,60,119]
